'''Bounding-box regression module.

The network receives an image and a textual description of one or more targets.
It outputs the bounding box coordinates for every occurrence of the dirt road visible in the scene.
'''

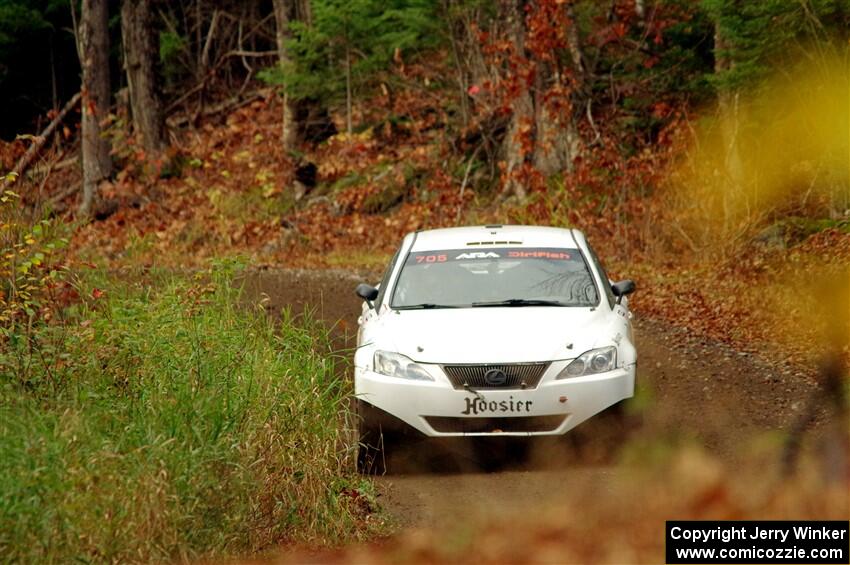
[243,269,830,534]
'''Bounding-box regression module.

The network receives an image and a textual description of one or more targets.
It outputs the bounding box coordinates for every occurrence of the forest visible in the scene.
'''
[0,0,848,563]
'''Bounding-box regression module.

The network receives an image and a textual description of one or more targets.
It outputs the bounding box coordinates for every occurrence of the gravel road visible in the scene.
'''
[242,268,826,533]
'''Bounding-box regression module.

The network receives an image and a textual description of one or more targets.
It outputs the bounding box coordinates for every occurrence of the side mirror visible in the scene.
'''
[355,283,379,309]
[611,280,636,305]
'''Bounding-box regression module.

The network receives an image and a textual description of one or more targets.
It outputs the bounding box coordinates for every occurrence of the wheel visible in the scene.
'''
[606,398,628,430]
[563,400,640,464]
[356,401,390,475]
[356,422,388,474]
[606,397,644,431]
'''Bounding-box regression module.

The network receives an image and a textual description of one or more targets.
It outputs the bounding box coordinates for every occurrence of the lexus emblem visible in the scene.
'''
[483,368,508,386]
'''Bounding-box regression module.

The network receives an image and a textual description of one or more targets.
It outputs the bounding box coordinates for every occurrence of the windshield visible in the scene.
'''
[390,247,599,309]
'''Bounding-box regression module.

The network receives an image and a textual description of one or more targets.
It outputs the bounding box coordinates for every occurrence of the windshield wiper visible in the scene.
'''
[394,303,461,310]
[470,298,570,307]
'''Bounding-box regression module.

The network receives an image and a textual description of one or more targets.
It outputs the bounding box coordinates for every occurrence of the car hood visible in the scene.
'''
[371,307,615,364]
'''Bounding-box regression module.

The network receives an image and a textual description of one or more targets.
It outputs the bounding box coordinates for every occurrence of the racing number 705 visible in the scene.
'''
[415,254,447,263]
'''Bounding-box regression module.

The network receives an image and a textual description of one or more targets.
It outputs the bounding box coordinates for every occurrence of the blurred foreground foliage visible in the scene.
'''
[278,443,849,564]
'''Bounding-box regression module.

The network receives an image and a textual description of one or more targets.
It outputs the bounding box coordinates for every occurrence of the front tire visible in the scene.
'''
[356,401,390,475]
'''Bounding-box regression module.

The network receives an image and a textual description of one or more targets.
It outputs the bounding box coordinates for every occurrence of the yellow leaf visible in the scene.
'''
[232,150,251,163]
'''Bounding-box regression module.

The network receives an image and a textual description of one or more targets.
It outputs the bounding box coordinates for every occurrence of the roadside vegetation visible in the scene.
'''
[0,197,378,562]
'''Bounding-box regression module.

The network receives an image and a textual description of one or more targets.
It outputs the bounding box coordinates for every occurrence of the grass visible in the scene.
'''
[0,262,379,563]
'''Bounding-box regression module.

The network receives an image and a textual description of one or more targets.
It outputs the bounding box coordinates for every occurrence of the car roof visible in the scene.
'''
[409,225,582,251]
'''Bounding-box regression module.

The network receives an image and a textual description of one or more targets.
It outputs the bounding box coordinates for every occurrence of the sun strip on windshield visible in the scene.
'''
[403,247,580,265]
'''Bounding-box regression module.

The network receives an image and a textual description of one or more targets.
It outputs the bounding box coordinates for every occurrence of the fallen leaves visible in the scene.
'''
[10,53,842,375]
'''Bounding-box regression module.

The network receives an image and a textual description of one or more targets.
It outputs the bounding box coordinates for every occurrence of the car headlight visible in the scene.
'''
[373,351,434,381]
[557,346,617,378]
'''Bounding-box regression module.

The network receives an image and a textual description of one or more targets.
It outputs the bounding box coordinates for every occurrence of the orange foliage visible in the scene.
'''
[3,28,841,373]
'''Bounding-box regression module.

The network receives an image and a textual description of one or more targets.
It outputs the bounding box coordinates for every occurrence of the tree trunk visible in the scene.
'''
[345,43,353,135]
[635,0,646,21]
[445,2,470,129]
[122,0,165,155]
[533,69,579,176]
[272,0,299,153]
[79,0,112,217]
[273,0,333,152]
[534,2,581,176]
[565,1,584,75]
[501,0,532,200]
[295,0,313,26]
[49,36,58,112]
[502,0,582,196]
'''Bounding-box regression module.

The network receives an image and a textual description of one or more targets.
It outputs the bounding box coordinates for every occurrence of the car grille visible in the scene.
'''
[424,415,565,434]
[441,363,549,389]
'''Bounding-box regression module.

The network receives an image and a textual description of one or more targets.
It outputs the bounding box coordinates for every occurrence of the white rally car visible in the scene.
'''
[353,225,636,473]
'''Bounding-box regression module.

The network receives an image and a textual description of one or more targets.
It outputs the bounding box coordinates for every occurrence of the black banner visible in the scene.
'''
[666,521,849,564]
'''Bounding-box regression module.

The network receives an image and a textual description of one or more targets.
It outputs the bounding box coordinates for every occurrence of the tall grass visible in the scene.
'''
[0,263,377,563]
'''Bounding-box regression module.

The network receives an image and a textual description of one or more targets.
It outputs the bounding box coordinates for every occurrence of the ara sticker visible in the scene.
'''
[455,251,501,260]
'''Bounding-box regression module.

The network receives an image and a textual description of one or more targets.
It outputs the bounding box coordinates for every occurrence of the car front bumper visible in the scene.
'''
[354,364,635,437]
